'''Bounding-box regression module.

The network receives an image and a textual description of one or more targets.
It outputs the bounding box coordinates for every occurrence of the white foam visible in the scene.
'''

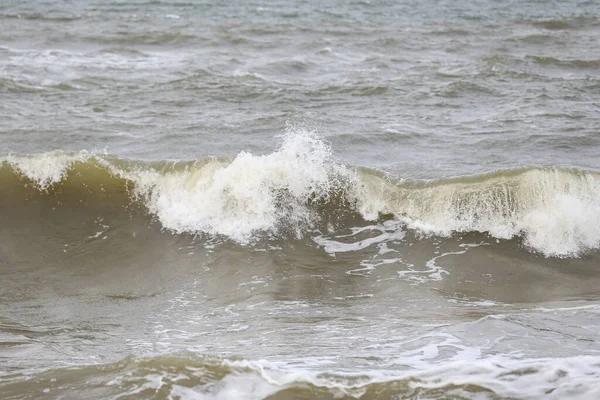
[313,221,405,254]
[122,130,356,242]
[4,151,90,189]
[166,354,600,400]
[170,374,281,400]
[1,46,190,88]
[362,168,600,257]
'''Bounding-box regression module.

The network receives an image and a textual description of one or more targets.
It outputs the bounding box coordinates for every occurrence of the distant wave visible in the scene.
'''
[0,12,81,22]
[526,55,600,70]
[2,131,600,257]
[527,16,600,30]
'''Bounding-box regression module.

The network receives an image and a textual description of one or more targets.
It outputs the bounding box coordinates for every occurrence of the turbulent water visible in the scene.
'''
[2,1,600,399]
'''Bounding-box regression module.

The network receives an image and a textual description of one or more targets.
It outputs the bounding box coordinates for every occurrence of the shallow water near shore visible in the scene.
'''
[2,0,600,399]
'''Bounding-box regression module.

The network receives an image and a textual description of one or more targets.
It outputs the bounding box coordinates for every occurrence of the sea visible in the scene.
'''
[1,0,600,399]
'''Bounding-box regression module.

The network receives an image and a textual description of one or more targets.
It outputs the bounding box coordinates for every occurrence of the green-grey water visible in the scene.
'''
[2,1,600,399]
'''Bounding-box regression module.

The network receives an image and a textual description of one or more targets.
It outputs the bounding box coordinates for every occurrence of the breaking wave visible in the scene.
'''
[2,353,600,399]
[2,131,599,257]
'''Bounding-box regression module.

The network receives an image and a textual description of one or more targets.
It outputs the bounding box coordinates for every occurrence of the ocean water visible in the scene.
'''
[2,1,600,399]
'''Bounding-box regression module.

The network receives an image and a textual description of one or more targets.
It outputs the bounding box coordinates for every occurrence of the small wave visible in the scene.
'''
[429,27,471,36]
[528,16,600,30]
[92,32,199,46]
[2,131,600,257]
[95,47,150,57]
[480,53,600,79]
[264,59,313,75]
[435,81,499,98]
[0,13,81,22]
[4,151,92,189]
[511,33,565,45]
[0,78,47,93]
[312,84,389,97]
[526,55,600,70]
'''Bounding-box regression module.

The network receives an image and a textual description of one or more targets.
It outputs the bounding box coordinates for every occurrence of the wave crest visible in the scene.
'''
[122,132,356,242]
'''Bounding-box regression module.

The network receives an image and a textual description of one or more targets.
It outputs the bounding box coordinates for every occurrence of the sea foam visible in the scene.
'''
[119,130,356,242]
[364,167,600,257]
[4,151,90,189]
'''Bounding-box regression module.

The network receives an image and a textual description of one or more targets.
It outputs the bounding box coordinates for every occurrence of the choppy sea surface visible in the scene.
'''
[2,1,600,399]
